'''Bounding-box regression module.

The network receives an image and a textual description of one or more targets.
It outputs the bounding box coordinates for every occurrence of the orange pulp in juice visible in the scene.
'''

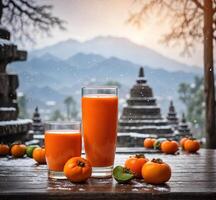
[82,95,118,167]
[45,130,81,171]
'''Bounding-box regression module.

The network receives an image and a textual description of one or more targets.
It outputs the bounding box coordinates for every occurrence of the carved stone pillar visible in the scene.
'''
[0,26,31,143]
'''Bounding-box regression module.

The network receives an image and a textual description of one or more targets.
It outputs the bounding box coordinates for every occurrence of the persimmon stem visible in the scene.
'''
[152,158,163,164]
[135,154,145,158]
[188,137,196,140]
[77,160,85,167]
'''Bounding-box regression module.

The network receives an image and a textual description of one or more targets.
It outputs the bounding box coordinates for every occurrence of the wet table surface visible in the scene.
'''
[0,148,216,200]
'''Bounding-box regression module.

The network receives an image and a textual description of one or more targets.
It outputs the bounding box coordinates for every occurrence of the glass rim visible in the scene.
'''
[82,86,118,96]
[82,86,118,90]
[44,121,80,126]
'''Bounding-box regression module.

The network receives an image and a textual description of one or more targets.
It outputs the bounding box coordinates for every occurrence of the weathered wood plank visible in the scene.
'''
[0,149,216,200]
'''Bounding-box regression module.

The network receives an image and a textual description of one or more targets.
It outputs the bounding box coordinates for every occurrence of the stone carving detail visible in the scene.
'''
[0,27,31,143]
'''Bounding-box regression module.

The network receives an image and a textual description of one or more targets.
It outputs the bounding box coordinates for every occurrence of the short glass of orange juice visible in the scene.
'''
[82,86,118,178]
[44,121,81,179]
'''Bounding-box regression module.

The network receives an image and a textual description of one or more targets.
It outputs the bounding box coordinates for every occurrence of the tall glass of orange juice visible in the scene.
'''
[82,86,118,178]
[44,122,81,179]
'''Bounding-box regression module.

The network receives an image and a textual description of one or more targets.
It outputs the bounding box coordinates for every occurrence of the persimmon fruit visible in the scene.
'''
[125,154,148,178]
[184,139,200,153]
[144,138,156,149]
[161,140,179,154]
[10,143,26,158]
[64,157,92,183]
[33,147,46,164]
[142,158,171,184]
[0,144,10,156]
[179,137,188,149]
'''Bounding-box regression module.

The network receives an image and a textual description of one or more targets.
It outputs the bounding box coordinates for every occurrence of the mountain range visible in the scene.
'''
[31,36,202,73]
[8,36,203,119]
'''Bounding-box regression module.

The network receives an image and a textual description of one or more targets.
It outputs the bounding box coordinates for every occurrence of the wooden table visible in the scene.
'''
[0,148,216,200]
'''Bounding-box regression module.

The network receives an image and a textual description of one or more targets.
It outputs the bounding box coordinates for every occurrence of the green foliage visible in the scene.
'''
[178,76,204,134]
[18,95,29,118]
[64,96,78,120]
[49,109,64,121]
[178,83,191,106]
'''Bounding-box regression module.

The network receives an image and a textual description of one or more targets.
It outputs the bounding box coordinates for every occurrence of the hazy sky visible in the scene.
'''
[31,0,204,67]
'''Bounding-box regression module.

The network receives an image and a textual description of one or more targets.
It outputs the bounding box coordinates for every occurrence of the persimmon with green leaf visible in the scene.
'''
[153,138,167,150]
[113,166,134,183]
[26,145,39,158]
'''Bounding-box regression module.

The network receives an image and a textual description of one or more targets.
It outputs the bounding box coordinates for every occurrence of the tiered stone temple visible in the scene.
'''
[166,100,179,130]
[118,67,173,147]
[32,107,44,135]
[176,113,192,138]
[0,27,31,143]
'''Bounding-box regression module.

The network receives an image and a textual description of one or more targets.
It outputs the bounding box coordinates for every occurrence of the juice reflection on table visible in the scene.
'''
[82,94,118,167]
[45,130,81,171]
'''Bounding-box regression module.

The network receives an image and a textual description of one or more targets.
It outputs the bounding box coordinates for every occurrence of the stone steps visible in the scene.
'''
[119,119,168,126]
[118,125,173,134]
[127,98,156,106]
[122,106,161,116]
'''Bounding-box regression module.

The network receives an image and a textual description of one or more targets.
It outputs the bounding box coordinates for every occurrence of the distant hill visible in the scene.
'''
[31,36,202,73]
[9,52,199,119]
[25,86,65,102]
[66,53,105,68]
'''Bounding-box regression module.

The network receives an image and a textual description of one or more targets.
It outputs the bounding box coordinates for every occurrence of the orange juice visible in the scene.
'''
[45,130,81,171]
[82,95,118,167]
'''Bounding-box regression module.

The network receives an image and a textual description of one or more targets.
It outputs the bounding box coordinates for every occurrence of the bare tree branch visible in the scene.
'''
[191,0,204,10]
[127,0,204,55]
[0,0,65,45]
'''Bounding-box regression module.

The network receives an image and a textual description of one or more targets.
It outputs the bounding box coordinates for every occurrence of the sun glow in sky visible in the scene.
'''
[31,0,204,67]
